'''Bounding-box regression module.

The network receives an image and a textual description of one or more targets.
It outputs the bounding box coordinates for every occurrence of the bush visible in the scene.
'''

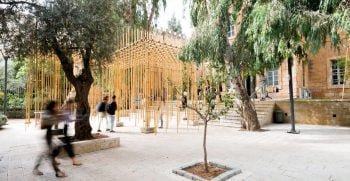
[0,114,8,128]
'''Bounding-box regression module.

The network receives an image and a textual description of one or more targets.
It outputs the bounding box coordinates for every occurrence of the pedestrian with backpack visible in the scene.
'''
[97,96,108,132]
[107,95,117,133]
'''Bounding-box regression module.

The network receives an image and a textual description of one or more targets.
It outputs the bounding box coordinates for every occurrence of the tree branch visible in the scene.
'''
[186,104,205,120]
[0,0,42,8]
[147,0,157,29]
[141,0,148,28]
[51,37,77,86]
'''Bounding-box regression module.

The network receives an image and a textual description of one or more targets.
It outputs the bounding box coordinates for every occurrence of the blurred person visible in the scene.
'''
[96,96,108,132]
[33,101,66,177]
[106,95,117,132]
[158,99,165,128]
[57,99,82,166]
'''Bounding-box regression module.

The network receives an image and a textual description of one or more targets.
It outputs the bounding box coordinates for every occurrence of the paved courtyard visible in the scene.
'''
[0,119,350,181]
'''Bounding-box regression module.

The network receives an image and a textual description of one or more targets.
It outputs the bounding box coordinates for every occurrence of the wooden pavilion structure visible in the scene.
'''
[26,28,202,133]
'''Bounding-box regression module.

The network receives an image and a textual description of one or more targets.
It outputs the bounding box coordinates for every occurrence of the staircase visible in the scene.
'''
[212,101,275,128]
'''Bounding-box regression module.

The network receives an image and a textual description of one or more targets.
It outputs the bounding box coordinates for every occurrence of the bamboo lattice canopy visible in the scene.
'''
[26,28,201,133]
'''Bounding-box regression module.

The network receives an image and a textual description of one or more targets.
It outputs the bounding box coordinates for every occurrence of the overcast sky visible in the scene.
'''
[156,0,193,37]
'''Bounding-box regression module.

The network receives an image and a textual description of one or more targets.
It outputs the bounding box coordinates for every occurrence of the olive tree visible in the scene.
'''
[0,0,123,140]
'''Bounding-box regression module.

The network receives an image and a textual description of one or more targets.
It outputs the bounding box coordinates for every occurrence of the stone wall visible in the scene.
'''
[275,100,350,126]
[306,40,350,99]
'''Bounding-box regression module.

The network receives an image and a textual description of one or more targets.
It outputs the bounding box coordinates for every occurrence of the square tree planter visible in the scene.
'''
[173,161,241,181]
[54,135,120,157]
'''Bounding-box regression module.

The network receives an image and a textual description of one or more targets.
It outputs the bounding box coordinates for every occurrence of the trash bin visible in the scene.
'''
[273,111,284,123]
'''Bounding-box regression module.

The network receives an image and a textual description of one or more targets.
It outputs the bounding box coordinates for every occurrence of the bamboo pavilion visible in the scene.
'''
[26,28,202,133]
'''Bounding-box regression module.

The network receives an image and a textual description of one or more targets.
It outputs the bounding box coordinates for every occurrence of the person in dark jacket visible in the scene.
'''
[97,96,108,132]
[107,95,117,132]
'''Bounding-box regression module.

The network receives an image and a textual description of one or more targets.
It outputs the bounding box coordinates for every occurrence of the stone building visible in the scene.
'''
[226,27,350,127]
[252,38,350,127]
[254,38,350,100]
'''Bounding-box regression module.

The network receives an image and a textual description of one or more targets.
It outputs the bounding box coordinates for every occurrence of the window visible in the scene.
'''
[331,59,345,85]
[227,17,234,37]
[267,67,279,86]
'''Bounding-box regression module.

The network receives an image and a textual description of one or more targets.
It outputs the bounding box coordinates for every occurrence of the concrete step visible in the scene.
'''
[225,117,265,122]
[229,106,273,111]
[226,114,269,119]
[225,114,268,119]
[209,121,242,128]
[226,111,269,116]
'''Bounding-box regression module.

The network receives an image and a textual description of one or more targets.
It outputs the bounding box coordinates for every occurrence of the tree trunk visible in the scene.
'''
[73,51,94,140]
[235,76,260,131]
[74,80,93,140]
[203,120,209,173]
[52,37,94,140]
[129,0,137,25]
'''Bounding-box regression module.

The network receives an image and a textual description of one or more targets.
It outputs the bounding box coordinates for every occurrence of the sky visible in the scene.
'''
[156,0,193,37]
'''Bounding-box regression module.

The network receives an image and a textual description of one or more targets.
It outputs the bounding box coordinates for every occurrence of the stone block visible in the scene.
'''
[55,137,120,157]
[116,122,124,127]
[141,127,155,134]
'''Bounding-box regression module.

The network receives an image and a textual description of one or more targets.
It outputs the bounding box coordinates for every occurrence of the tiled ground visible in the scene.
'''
[0,118,350,181]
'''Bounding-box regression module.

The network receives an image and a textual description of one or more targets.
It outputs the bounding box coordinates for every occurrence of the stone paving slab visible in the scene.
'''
[0,119,350,180]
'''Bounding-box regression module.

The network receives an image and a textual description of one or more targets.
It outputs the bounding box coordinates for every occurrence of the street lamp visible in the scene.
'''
[0,50,9,115]
[1,51,10,115]
[287,57,300,134]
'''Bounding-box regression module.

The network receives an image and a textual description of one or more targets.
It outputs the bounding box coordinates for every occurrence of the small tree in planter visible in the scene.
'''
[172,67,234,173]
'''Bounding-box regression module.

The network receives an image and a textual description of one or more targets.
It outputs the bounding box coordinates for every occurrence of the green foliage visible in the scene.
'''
[167,15,182,34]
[197,72,234,121]
[0,60,27,111]
[6,94,25,109]
[0,114,8,127]
[1,0,124,63]
[121,0,167,29]
[183,0,350,82]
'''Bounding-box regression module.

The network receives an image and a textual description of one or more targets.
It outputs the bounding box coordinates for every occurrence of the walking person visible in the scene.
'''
[97,96,109,132]
[33,101,66,177]
[58,99,82,166]
[107,95,117,132]
[158,99,165,128]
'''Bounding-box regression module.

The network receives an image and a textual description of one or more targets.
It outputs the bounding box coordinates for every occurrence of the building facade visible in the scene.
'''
[255,39,350,100]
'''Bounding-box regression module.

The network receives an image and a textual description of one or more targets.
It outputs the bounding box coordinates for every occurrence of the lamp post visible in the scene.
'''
[0,49,9,115]
[287,57,299,134]
[3,55,8,115]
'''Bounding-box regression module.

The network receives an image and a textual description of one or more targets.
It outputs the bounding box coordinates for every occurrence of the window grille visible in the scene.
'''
[331,59,345,85]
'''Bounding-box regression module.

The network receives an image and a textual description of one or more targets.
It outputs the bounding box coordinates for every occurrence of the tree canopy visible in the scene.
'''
[167,15,182,34]
[1,0,123,62]
[182,0,350,77]
[121,0,166,29]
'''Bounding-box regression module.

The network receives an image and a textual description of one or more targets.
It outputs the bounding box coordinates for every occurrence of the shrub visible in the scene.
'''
[0,114,8,128]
